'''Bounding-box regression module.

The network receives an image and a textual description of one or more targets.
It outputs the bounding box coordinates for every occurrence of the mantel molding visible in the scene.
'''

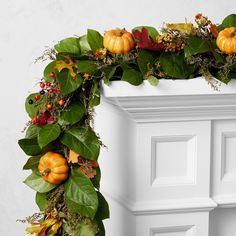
[101,79,236,122]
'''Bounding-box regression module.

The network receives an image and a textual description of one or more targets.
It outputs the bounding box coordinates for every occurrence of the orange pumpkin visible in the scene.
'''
[103,28,135,54]
[38,152,69,184]
[216,27,236,54]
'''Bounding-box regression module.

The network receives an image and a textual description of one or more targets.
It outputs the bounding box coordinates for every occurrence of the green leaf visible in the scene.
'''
[63,220,98,236]
[218,14,236,30]
[96,221,105,236]
[79,35,91,54]
[89,81,100,107]
[91,167,101,189]
[184,37,210,57]
[61,126,100,160]
[87,29,104,53]
[55,37,81,55]
[160,53,194,79]
[147,75,159,86]
[58,102,85,126]
[65,169,98,218]
[25,93,39,118]
[121,68,143,85]
[25,125,42,139]
[23,156,41,170]
[57,70,83,95]
[43,61,57,82]
[95,192,109,220]
[77,60,98,74]
[24,172,57,193]
[25,93,47,118]
[36,192,47,211]
[132,26,159,41]
[137,50,156,75]
[38,124,61,148]
[18,138,42,156]
[103,66,117,85]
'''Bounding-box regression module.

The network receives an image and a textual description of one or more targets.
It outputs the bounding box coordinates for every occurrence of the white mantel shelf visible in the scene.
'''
[95,78,236,236]
[100,78,236,122]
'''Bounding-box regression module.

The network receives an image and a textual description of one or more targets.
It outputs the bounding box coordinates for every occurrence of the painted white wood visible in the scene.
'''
[95,78,236,235]
[212,120,236,207]
[101,80,236,122]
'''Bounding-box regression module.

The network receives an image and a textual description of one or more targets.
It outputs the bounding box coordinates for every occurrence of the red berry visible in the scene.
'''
[46,104,52,110]
[50,72,55,78]
[48,88,54,93]
[40,82,45,88]
[31,116,38,124]
[34,94,40,101]
[58,99,65,106]
[46,82,51,87]
[56,87,61,93]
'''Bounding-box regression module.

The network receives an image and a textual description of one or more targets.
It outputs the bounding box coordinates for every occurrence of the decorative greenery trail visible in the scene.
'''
[19,13,236,236]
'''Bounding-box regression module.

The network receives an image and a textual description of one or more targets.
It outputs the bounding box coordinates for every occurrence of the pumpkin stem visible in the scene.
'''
[42,168,51,176]
[230,30,236,37]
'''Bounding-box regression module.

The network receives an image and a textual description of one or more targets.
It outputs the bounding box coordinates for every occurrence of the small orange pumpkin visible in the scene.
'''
[216,27,236,54]
[103,28,135,54]
[38,152,69,184]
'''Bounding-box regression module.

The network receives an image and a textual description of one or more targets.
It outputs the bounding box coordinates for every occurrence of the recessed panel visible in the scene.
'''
[151,135,196,186]
[150,225,195,236]
[222,132,236,181]
[154,232,186,236]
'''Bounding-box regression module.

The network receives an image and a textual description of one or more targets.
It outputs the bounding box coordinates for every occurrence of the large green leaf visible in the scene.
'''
[38,124,61,148]
[77,60,98,74]
[184,37,210,57]
[18,138,42,156]
[159,53,194,79]
[132,26,159,41]
[63,220,98,236]
[65,170,98,218]
[79,35,91,54]
[58,102,85,126]
[25,93,47,118]
[57,69,83,95]
[218,14,236,30]
[103,66,117,85]
[89,81,100,107]
[61,126,100,160]
[54,37,81,55]
[24,172,57,193]
[36,192,47,211]
[87,29,104,53]
[121,68,143,85]
[95,192,109,220]
[43,61,56,82]
[25,125,42,139]
[25,93,39,118]
[23,156,41,170]
[96,221,105,236]
[137,50,156,75]
[91,167,101,189]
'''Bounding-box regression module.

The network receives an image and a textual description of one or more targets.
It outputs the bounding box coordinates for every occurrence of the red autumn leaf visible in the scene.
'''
[133,27,165,52]
[33,111,54,127]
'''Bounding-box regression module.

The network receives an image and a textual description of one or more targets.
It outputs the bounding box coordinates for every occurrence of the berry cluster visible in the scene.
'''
[28,71,66,125]
[156,33,185,53]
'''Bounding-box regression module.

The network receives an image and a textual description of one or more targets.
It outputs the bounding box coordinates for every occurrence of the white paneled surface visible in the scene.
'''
[212,120,236,207]
[95,80,236,235]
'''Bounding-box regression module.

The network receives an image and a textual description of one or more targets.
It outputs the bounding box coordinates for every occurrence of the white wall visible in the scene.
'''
[1,1,236,235]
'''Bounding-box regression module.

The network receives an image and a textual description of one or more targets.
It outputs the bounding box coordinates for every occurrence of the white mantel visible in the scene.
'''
[95,78,236,236]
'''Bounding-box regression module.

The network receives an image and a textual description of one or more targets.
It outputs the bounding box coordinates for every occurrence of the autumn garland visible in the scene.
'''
[19,14,236,236]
